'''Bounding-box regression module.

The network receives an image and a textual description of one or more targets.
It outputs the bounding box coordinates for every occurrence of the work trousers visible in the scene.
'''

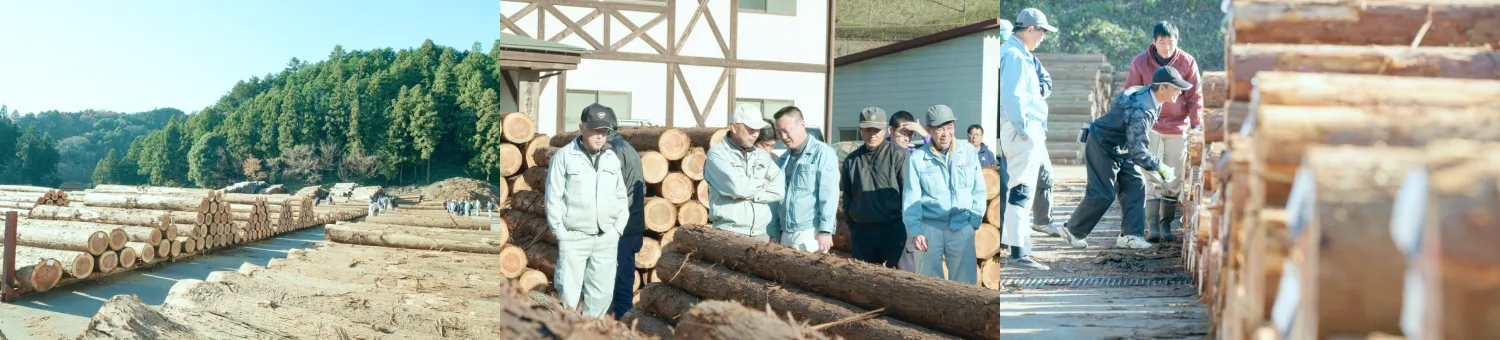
[555,230,621,318]
[1064,139,1148,238]
[1033,161,1054,226]
[916,223,978,284]
[1145,132,1187,199]
[999,121,1048,254]
[778,229,820,252]
[849,222,905,268]
[609,231,643,320]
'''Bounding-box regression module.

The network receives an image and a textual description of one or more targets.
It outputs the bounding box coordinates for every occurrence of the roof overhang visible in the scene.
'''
[835,18,1012,67]
[499,32,588,71]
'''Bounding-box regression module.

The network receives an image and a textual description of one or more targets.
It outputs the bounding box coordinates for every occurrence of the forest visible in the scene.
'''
[1,39,514,189]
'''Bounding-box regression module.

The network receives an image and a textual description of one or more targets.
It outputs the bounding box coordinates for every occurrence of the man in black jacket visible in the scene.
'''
[840,107,911,268]
[585,104,646,320]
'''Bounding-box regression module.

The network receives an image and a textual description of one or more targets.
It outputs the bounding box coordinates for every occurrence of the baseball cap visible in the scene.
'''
[1016,8,1058,33]
[580,104,616,130]
[732,103,770,130]
[1152,66,1193,90]
[926,105,956,127]
[858,107,887,129]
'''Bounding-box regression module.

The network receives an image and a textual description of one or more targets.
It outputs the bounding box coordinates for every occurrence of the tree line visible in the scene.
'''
[4,39,517,189]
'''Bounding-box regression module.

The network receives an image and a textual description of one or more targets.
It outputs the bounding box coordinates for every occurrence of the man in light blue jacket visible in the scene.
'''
[997,8,1057,270]
[770,106,839,252]
[704,104,785,241]
[901,105,986,284]
[544,107,630,317]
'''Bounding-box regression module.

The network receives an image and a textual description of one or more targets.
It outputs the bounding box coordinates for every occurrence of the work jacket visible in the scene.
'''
[901,142,988,238]
[771,138,839,239]
[544,138,630,239]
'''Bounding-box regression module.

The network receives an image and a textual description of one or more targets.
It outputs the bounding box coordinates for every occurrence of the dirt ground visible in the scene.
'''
[999,165,1208,339]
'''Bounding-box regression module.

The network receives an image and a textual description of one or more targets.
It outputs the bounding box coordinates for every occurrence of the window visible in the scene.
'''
[838,128,858,143]
[564,90,631,132]
[740,0,796,16]
[735,98,795,121]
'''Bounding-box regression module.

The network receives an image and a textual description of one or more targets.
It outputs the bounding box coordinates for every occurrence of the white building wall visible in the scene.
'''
[831,30,995,143]
[535,59,668,135]
[737,1,828,65]
[733,69,827,129]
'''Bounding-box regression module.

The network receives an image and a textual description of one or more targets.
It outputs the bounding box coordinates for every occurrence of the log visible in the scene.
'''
[641,151,669,184]
[683,127,730,147]
[675,300,832,340]
[651,173,695,205]
[637,237,661,269]
[156,239,170,259]
[501,209,557,245]
[1231,0,1500,47]
[505,190,546,216]
[508,175,530,193]
[0,185,56,193]
[696,181,709,204]
[515,268,549,293]
[620,309,675,339]
[96,251,118,273]
[12,245,94,279]
[980,258,1001,290]
[530,145,557,168]
[981,166,1002,201]
[499,112,536,143]
[323,223,507,254]
[117,246,138,269]
[1293,146,1422,337]
[657,252,958,339]
[499,143,523,178]
[359,215,490,230]
[676,200,709,226]
[75,295,215,340]
[677,147,708,181]
[638,283,702,323]
[1,224,110,255]
[28,205,174,230]
[1205,109,1226,143]
[1231,44,1500,100]
[90,185,212,196]
[1393,141,1500,340]
[1202,71,1227,108]
[644,198,678,233]
[670,225,1000,339]
[524,134,550,168]
[985,199,1002,226]
[117,226,163,245]
[522,167,547,194]
[975,224,1001,259]
[159,279,440,339]
[521,242,558,281]
[498,244,527,279]
[82,193,207,212]
[660,227,678,250]
[1252,104,1500,207]
[269,244,505,301]
[1251,72,1500,109]
[551,127,693,161]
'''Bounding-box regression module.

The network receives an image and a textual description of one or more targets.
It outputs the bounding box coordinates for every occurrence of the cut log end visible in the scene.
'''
[976,224,1001,259]
[636,238,662,269]
[644,198,679,233]
[676,201,709,226]
[515,269,549,293]
[499,245,528,279]
[641,151,669,184]
[982,167,1002,201]
[499,143,523,178]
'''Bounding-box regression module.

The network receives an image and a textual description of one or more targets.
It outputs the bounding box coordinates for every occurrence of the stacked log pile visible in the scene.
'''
[496,112,540,205]
[976,166,1004,289]
[1184,2,1500,338]
[75,242,650,340]
[0,185,70,211]
[326,205,521,280]
[1034,53,1116,165]
[633,225,997,339]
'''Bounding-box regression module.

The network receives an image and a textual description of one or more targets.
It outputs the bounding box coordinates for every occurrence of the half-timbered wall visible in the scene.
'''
[500,0,830,135]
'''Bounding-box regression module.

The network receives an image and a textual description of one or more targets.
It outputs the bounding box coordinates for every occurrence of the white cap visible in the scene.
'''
[732,103,770,129]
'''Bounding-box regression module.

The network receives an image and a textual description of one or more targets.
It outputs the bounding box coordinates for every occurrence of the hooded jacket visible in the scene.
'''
[1125,45,1202,135]
[1088,86,1164,171]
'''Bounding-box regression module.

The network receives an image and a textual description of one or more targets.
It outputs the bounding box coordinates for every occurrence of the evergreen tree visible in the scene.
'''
[188,132,232,188]
[92,149,119,185]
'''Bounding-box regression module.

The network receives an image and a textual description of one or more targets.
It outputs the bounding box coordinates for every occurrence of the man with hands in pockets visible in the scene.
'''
[901,105,986,284]
[544,107,630,317]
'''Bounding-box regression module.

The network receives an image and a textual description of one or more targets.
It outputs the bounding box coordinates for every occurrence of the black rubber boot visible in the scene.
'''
[1145,199,1162,243]
[1160,196,1179,243]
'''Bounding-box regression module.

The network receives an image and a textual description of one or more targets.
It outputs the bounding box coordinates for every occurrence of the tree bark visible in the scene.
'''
[90,185,212,196]
[501,209,557,246]
[683,127,729,148]
[670,225,1001,339]
[324,223,507,254]
[1230,44,1500,100]
[1252,104,1500,207]
[676,147,708,181]
[28,205,172,230]
[623,127,692,160]
[499,143,523,178]
[506,190,546,216]
[360,215,490,230]
[1295,146,1422,337]
[75,295,217,340]
[676,200,708,226]
[520,166,548,195]
[1251,72,1500,109]
[117,226,163,245]
[0,185,56,193]
[1202,71,1228,108]
[651,173,695,205]
[657,252,959,339]
[1,224,110,255]
[82,193,207,212]
[13,245,94,279]
[1231,0,1500,47]
[641,151,669,184]
[521,241,558,281]
[644,198,678,233]
[975,224,1001,259]
[499,112,537,144]
[675,300,832,340]
[637,237,662,269]
[638,282,702,323]
[507,174,531,194]
[620,309,675,339]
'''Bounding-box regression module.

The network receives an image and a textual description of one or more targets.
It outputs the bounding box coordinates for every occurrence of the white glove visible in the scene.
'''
[1155,165,1176,184]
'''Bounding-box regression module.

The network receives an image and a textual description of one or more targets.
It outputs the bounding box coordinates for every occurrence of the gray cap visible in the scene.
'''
[858,107,887,129]
[926,105,956,127]
[1016,8,1058,32]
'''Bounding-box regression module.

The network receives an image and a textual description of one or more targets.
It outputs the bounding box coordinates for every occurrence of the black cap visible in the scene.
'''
[580,103,616,130]
[1152,66,1192,90]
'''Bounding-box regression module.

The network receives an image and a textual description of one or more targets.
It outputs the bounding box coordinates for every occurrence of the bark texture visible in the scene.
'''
[674,300,832,340]
[1232,0,1500,47]
[1230,44,1500,100]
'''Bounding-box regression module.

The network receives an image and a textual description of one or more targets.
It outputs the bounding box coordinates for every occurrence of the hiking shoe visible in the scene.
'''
[1008,256,1051,270]
[1059,228,1088,248]
[1031,224,1061,237]
[1116,235,1153,249]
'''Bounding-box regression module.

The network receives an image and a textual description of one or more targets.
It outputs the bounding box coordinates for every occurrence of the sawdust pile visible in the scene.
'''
[418,177,499,202]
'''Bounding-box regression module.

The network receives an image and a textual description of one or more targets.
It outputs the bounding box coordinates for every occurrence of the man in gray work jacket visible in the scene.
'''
[704,103,785,241]
[586,104,647,321]
[544,107,630,317]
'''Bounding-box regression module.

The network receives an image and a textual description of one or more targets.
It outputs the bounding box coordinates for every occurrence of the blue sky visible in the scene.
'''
[0,0,499,114]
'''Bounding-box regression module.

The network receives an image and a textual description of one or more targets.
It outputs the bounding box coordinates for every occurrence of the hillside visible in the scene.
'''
[836,0,1228,71]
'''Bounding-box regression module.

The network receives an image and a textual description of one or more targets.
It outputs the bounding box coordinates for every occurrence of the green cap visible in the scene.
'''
[926,105,956,127]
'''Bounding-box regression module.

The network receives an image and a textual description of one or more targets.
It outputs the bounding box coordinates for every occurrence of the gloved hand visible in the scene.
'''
[1155,165,1176,183]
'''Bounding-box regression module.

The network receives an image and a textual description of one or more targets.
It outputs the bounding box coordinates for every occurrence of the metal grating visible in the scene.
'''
[1001,277,1192,288]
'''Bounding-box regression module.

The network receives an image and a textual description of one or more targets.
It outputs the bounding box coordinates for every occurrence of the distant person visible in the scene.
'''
[755,120,778,159]
[544,105,630,317]
[1060,66,1190,250]
[770,106,838,253]
[840,107,910,268]
[1125,21,1202,243]
[703,104,784,241]
[886,111,929,151]
[967,124,998,166]
[901,105,986,283]
[589,104,648,321]
[997,8,1058,270]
